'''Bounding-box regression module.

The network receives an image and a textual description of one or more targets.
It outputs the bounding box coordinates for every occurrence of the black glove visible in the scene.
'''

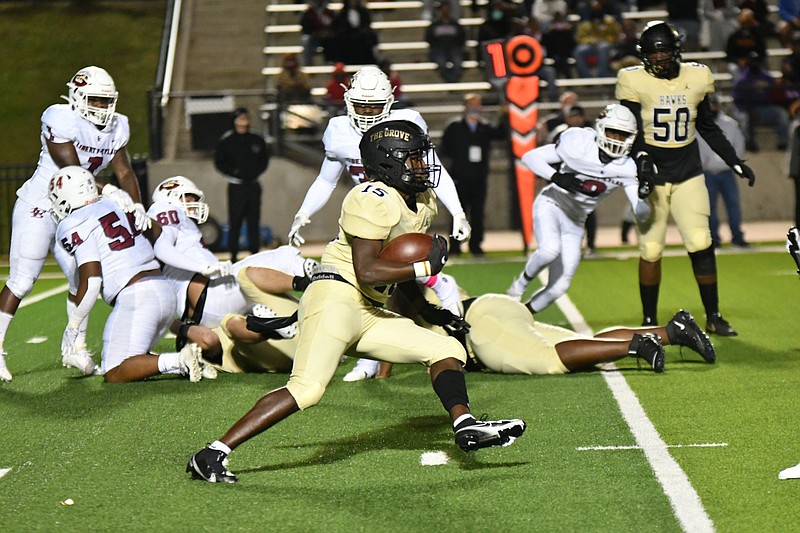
[788,227,800,275]
[292,275,311,292]
[550,172,584,194]
[733,161,756,187]
[634,151,657,199]
[419,303,471,335]
[427,234,449,275]
[246,311,299,339]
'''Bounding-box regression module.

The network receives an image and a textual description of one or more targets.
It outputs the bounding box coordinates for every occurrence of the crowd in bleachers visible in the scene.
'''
[265,0,800,152]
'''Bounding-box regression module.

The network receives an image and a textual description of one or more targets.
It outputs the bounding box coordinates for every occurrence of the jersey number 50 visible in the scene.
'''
[652,106,690,143]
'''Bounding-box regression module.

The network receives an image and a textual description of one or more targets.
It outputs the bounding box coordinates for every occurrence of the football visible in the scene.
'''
[379,233,433,263]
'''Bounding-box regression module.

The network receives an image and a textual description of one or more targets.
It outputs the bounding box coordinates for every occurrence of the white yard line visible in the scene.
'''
[550,280,716,533]
[577,443,728,451]
[0,468,10,479]
[19,284,69,308]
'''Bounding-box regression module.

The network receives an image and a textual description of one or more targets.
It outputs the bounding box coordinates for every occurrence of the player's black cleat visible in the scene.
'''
[454,418,526,452]
[666,310,716,363]
[706,313,738,337]
[629,333,665,373]
[186,446,238,483]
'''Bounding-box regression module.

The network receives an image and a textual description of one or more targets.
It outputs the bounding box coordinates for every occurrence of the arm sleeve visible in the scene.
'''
[695,95,740,168]
[296,156,345,218]
[619,99,648,155]
[431,147,465,216]
[520,144,561,179]
[623,182,652,222]
[68,276,101,329]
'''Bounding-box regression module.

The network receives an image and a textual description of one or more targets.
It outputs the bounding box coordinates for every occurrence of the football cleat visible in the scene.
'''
[454,418,527,452]
[179,343,203,382]
[343,358,380,382]
[706,313,737,337]
[303,257,319,279]
[0,350,11,382]
[62,348,97,376]
[666,310,716,363]
[628,333,665,373]
[201,361,218,380]
[186,446,238,483]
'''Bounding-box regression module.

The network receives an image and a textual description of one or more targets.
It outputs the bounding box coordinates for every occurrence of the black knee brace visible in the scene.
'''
[689,246,716,277]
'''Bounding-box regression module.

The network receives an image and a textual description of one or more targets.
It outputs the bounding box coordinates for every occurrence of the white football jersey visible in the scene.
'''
[55,197,159,304]
[18,104,130,206]
[521,127,639,220]
[147,199,218,265]
[296,108,463,219]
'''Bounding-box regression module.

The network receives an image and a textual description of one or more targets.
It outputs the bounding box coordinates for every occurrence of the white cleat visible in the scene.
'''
[343,358,380,382]
[179,343,203,382]
[0,351,12,382]
[201,361,218,380]
[62,348,97,376]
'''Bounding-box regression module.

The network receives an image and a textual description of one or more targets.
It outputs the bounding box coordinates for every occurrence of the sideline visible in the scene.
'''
[552,281,715,533]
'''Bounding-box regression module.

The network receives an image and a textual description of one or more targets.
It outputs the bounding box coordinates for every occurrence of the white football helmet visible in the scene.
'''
[48,166,100,222]
[64,66,118,128]
[152,176,209,224]
[595,104,637,158]
[344,66,395,133]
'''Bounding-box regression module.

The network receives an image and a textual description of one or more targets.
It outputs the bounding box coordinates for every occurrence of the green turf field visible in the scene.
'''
[1,250,799,532]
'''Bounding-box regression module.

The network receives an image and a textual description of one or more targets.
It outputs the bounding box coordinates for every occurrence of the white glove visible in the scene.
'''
[201,260,233,277]
[61,325,79,359]
[451,212,471,242]
[132,203,152,231]
[102,184,135,212]
[429,274,464,316]
[288,212,311,246]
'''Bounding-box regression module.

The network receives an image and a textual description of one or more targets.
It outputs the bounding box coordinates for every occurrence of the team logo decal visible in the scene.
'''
[71,73,89,87]
[31,207,47,219]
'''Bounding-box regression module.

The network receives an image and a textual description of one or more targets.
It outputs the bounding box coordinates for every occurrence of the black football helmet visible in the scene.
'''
[637,21,682,79]
[359,120,441,195]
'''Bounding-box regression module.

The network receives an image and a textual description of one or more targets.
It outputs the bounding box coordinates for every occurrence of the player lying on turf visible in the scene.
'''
[49,166,204,383]
[187,119,526,484]
[359,273,716,378]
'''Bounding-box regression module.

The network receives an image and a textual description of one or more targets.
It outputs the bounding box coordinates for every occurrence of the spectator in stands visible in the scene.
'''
[610,18,640,72]
[379,58,407,108]
[531,0,569,31]
[426,0,467,83]
[330,0,379,65]
[477,0,518,45]
[573,1,620,78]
[740,0,775,37]
[439,93,507,257]
[778,0,800,46]
[667,0,701,51]
[698,94,750,248]
[323,62,349,115]
[732,52,790,152]
[576,0,623,22]
[725,8,768,77]
[702,0,738,53]
[537,90,578,145]
[213,108,270,263]
[275,53,312,103]
[541,11,577,78]
[300,0,335,66]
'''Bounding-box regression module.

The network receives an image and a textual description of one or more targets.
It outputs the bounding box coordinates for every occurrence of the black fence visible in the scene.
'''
[0,165,36,254]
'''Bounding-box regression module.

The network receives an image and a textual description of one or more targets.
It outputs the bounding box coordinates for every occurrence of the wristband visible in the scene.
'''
[413,261,432,278]
[423,274,439,287]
